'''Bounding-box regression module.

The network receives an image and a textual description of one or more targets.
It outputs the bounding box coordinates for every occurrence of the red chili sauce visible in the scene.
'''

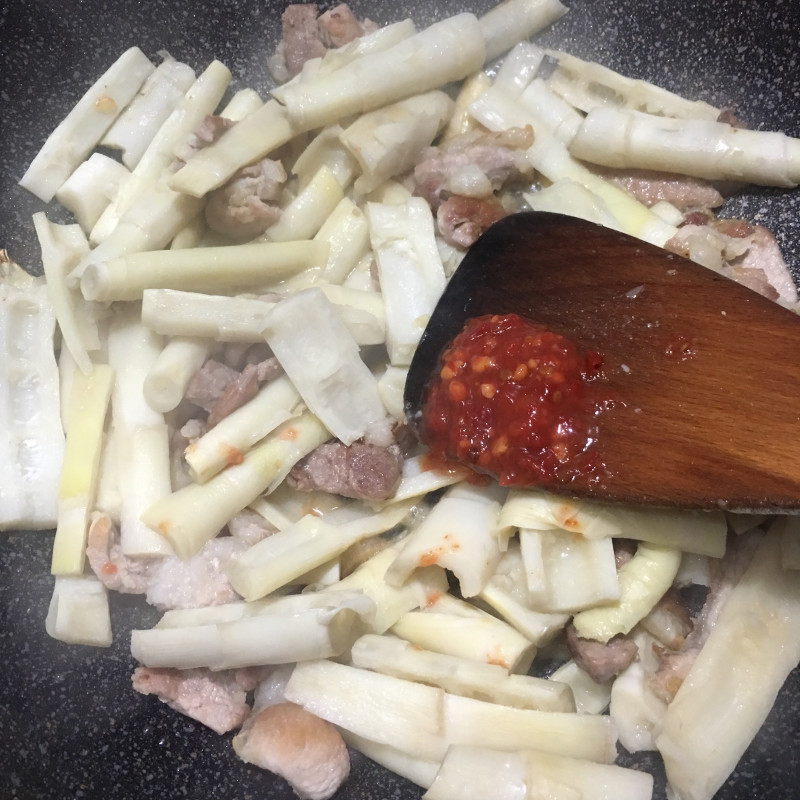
[420,313,608,486]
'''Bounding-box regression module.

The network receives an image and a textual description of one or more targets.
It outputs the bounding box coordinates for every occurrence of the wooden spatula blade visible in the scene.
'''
[405,212,800,510]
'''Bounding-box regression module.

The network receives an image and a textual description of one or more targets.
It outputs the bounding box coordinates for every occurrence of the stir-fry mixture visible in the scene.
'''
[4,2,800,799]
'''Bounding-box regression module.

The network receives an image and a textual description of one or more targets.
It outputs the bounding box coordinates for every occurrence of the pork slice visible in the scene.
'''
[414,127,534,208]
[600,167,724,210]
[287,441,404,501]
[132,666,251,735]
[205,158,287,240]
[227,509,277,547]
[436,195,507,249]
[735,223,798,304]
[279,4,327,79]
[144,536,248,610]
[565,622,639,683]
[185,359,241,413]
[318,3,377,48]
[233,702,350,800]
[206,357,283,428]
[173,115,235,165]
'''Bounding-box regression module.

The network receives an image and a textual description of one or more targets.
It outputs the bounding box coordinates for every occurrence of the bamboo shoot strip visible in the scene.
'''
[131,591,376,670]
[143,337,212,413]
[479,0,568,63]
[140,412,330,559]
[140,289,277,342]
[45,576,113,648]
[51,365,114,576]
[80,240,330,302]
[261,287,388,445]
[185,375,302,483]
[19,47,154,202]
[656,531,800,800]
[570,107,800,187]
[273,14,486,131]
[313,198,371,284]
[32,213,97,375]
[0,255,65,530]
[169,99,295,198]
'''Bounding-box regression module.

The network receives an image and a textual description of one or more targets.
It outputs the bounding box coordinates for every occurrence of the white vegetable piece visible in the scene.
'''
[367,198,447,365]
[570,107,800,187]
[184,375,302,483]
[386,482,504,597]
[80,239,329,301]
[143,336,211,413]
[492,42,545,100]
[290,126,359,190]
[549,660,612,715]
[479,0,567,62]
[340,91,454,194]
[225,501,414,601]
[141,289,277,342]
[656,531,800,800]
[141,413,330,559]
[313,197,371,284]
[273,14,486,131]
[32,213,98,375]
[169,99,295,197]
[286,660,617,764]
[51,365,114,576]
[498,489,727,557]
[342,732,439,790]
[261,287,389,445]
[55,153,131,234]
[772,514,800,570]
[132,590,376,670]
[519,528,620,613]
[387,454,469,503]
[45,575,112,647]
[350,634,575,712]
[545,48,720,119]
[100,56,196,168]
[524,179,622,230]
[92,59,231,242]
[609,629,668,753]
[391,593,536,674]
[318,284,386,346]
[519,78,584,143]
[424,745,653,800]
[0,255,65,530]
[218,87,264,120]
[334,543,449,634]
[19,47,154,201]
[572,543,682,642]
[248,483,344,532]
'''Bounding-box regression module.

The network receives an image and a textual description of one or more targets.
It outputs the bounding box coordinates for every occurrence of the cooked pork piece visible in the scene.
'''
[436,194,507,248]
[226,509,277,547]
[598,167,725,210]
[233,701,350,800]
[268,3,377,83]
[565,622,639,683]
[204,158,287,240]
[287,440,404,501]
[173,114,235,164]
[132,666,252,735]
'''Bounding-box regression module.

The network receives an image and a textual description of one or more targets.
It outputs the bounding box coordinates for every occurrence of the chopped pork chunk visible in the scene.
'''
[268,3,377,83]
[666,217,797,303]
[437,194,507,248]
[185,359,240,413]
[598,167,725,210]
[565,622,639,683]
[414,126,534,208]
[233,702,350,800]
[287,440,404,501]
[132,666,252,735]
[204,158,287,240]
[87,512,246,610]
[173,114,235,165]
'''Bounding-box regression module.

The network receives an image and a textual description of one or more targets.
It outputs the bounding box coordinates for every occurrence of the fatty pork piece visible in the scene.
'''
[414,126,534,248]
[173,114,235,164]
[132,666,263,735]
[86,512,245,610]
[565,622,639,683]
[234,702,350,800]
[204,157,288,240]
[286,440,404,501]
[268,3,378,83]
[665,215,798,304]
[185,353,282,428]
[595,166,726,210]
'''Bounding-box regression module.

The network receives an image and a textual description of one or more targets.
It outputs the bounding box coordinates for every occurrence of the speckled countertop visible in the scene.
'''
[1,1,799,798]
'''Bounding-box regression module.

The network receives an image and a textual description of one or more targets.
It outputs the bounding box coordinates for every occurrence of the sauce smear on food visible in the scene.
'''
[421,313,610,485]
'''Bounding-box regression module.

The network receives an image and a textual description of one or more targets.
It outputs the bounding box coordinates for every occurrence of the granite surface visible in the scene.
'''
[1,0,799,798]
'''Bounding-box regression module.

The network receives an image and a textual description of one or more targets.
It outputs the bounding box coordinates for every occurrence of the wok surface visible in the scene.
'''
[1,0,799,798]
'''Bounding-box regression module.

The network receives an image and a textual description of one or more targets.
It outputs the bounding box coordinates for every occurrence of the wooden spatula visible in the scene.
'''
[405,211,800,511]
